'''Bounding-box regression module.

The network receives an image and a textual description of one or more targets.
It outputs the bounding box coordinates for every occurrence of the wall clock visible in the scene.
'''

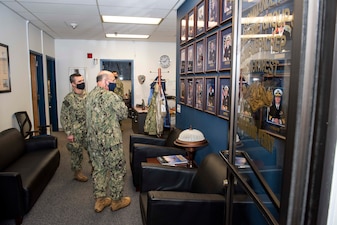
[159,55,171,68]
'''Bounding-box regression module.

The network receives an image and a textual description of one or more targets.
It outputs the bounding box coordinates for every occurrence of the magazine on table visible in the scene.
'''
[157,154,188,166]
[220,150,250,169]
[235,156,250,169]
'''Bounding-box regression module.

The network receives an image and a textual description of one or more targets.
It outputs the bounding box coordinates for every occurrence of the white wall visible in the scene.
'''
[55,39,176,129]
[0,4,55,131]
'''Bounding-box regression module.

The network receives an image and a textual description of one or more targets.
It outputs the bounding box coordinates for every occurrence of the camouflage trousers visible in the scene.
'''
[66,142,87,171]
[89,144,126,200]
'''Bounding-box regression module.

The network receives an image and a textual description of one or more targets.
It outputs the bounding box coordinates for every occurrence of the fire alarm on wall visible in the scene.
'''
[87,53,93,58]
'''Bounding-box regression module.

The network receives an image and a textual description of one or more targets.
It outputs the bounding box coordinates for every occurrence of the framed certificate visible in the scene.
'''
[0,43,11,93]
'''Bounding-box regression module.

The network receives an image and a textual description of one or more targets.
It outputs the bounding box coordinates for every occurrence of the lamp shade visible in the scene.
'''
[178,128,205,142]
[174,127,208,168]
[175,127,208,148]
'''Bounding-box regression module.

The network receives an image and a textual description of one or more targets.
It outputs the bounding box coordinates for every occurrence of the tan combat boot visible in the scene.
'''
[74,170,88,182]
[95,197,112,213]
[111,197,131,211]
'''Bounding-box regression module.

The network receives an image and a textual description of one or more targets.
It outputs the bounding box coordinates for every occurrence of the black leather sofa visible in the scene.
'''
[0,128,60,225]
[139,153,227,225]
[129,127,186,188]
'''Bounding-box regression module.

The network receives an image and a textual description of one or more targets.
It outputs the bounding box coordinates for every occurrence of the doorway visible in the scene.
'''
[47,56,58,131]
[30,51,48,133]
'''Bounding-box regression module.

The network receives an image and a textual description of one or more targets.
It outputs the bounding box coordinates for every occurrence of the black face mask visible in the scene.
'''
[108,83,116,92]
[76,83,85,90]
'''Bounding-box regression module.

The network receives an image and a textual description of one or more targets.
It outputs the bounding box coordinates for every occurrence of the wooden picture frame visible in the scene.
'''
[179,78,186,104]
[186,77,194,107]
[218,76,231,119]
[206,33,218,72]
[219,26,232,70]
[221,0,233,23]
[0,43,11,93]
[187,44,194,74]
[195,38,205,73]
[180,47,187,74]
[196,0,206,37]
[187,9,195,41]
[180,16,187,45]
[194,77,205,110]
[205,77,217,114]
[207,0,219,31]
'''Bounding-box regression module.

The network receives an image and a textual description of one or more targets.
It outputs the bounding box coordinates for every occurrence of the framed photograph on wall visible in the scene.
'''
[218,76,231,119]
[207,0,219,30]
[261,84,287,138]
[187,44,194,73]
[180,47,186,74]
[205,77,217,114]
[196,0,205,36]
[195,38,205,73]
[0,43,11,93]
[179,78,186,104]
[219,26,232,70]
[194,77,204,110]
[206,33,218,72]
[187,9,195,41]
[186,77,194,107]
[221,0,233,23]
[180,16,187,45]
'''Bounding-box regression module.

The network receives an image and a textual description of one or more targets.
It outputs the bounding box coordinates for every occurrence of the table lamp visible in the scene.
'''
[174,127,208,168]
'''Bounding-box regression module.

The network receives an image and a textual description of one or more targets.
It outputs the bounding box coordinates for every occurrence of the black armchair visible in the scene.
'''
[129,127,186,188]
[139,153,227,225]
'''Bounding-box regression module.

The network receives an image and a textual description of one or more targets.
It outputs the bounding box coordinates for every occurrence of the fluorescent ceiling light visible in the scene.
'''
[106,33,150,39]
[102,15,162,25]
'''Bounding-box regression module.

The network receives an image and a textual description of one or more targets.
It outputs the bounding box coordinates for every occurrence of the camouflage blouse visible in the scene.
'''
[60,91,87,137]
[86,86,128,150]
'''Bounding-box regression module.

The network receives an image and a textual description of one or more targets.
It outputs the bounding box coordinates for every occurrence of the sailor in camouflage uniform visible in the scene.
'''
[86,70,130,213]
[112,71,124,98]
[60,73,88,182]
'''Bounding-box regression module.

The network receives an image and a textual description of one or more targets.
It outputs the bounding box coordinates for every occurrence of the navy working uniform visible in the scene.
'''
[60,90,88,182]
[86,83,129,212]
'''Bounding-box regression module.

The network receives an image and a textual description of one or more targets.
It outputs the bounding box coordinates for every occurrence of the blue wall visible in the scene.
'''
[176,0,230,164]
[176,106,229,164]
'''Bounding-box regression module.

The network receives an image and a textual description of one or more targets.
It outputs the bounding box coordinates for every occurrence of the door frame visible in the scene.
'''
[30,51,48,132]
[46,56,58,131]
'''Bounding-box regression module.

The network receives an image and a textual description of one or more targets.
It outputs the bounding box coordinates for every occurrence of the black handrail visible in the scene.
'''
[219,151,279,225]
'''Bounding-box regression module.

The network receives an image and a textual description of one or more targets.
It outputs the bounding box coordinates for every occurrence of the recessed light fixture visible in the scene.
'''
[105,33,150,39]
[102,15,162,25]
